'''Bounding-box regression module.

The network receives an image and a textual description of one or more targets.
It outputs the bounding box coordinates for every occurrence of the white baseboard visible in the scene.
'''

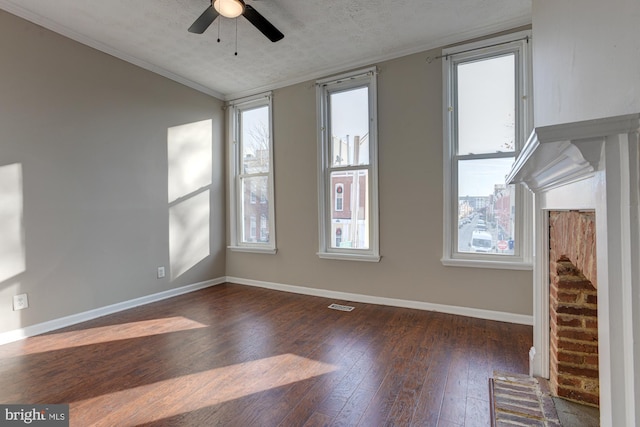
[226,276,534,326]
[0,275,532,346]
[0,277,226,346]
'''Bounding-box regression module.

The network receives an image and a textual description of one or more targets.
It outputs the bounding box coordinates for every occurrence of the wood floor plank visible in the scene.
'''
[410,315,460,426]
[438,317,472,425]
[385,347,430,425]
[463,396,490,427]
[0,283,532,426]
[302,412,332,427]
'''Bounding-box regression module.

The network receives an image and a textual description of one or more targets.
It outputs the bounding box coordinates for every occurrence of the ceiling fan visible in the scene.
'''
[188,0,284,42]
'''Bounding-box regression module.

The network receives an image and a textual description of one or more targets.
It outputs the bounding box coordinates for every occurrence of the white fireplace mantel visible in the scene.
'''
[507,113,640,427]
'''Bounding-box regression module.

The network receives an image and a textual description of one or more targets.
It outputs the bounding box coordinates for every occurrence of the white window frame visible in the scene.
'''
[227,92,277,254]
[316,67,380,262]
[442,31,533,270]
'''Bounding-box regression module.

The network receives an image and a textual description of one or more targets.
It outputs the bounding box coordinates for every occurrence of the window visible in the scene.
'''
[335,184,344,212]
[317,67,380,262]
[228,93,276,253]
[249,216,257,240]
[442,31,533,269]
[250,181,257,204]
[260,214,268,242]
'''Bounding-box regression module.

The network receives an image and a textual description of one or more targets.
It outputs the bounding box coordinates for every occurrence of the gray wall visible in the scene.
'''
[226,47,533,316]
[0,9,534,336]
[0,10,226,334]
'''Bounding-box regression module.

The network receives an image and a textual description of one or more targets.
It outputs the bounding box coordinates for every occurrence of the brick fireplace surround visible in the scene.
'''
[549,211,598,407]
[507,113,640,427]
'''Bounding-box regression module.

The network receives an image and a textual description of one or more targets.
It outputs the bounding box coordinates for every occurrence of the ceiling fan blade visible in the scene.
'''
[242,5,284,42]
[188,5,219,34]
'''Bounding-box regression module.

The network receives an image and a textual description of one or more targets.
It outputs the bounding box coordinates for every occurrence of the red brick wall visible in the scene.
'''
[549,211,599,407]
[549,211,597,288]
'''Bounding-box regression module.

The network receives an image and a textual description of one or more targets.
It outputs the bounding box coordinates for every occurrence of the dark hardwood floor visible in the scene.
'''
[0,283,532,426]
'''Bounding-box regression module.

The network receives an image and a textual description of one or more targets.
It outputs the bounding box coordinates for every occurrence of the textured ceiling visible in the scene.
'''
[0,0,531,100]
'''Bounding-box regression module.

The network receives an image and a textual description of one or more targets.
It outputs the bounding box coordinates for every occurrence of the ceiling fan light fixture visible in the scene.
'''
[213,0,245,19]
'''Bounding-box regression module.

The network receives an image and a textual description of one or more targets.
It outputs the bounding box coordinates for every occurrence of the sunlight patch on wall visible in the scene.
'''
[0,163,25,283]
[0,316,208,357]
[169,190,210,279]
[167,120,212,280]
[70,353,337,425]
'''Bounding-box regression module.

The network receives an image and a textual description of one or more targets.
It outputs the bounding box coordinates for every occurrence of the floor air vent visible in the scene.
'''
[328,303,355,312]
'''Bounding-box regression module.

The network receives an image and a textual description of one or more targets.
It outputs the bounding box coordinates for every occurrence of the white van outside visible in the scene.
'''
[470,230,493,253]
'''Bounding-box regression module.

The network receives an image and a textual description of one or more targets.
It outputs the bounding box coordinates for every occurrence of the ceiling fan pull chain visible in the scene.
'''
[235,17,238,56]
[217,15,221,43]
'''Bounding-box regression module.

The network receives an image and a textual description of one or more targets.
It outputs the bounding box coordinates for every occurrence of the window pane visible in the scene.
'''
[260,214,268,239]
[241,106,270,174]
[330,87,370,167]
[457,158,515,255]
[329,170,369,249]
[335,184,344,211]
[241,176,269,243]
[457,54,515,155]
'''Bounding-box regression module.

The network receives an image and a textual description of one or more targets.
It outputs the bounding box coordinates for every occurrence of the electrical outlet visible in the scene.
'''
[13,293,29,311]
[157,266,166,279]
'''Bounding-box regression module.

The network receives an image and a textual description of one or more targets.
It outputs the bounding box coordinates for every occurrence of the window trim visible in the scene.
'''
[442,31,533,270]
[227,92,277,254]
[316,67,380,262]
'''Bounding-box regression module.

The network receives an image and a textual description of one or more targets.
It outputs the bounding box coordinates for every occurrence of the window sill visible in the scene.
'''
[441,256,532,270]
[228,246,277,255]
[317,252,381,262]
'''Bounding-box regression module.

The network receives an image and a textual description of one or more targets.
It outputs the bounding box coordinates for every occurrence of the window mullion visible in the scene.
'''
[328,166,371,175]
[455,152,516,161]
[239,172,269,179]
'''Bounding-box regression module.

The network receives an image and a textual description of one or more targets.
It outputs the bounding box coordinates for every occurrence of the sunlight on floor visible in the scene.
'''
[70,353,337,426]
[0,316,207,356]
